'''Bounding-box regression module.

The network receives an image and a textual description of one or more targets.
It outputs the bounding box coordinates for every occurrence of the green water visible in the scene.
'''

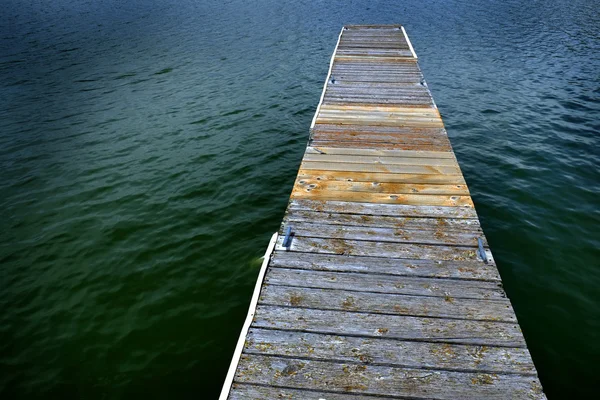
[1,0,598,398]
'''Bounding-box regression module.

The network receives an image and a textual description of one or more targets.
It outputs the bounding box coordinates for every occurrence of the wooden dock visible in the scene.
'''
[221,25,546,399]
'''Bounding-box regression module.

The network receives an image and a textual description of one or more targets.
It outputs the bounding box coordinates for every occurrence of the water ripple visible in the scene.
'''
[1,0,598,398]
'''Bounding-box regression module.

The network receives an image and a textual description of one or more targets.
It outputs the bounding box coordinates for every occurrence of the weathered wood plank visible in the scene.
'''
[329,75,422,83]
[244,329,537,374]
[324,97,433,106]
[297,170,465,184]
[338,39,412,46]
[323,93,430,101]
[253,306,524,347]
[325,85,427,91]
[325,88,429,96]
[294,179,469,197]
[275,236,489,261]
[305,147,455,158]
[319,103,438,114]
[332,67,421,73]
[234,354,544,399]
[335,55,414,63]
[332,65,420,71]
[288,199,478,218]
[311,123,446,135]
[324,101,434,109]
[316,110,440,121]
[300,161,461,175]
[290,189,474,207]
[284,210,479,230]
[337,42,411,47]
[334,56,418,62]
[311,132,451,146]
[310,139,452,152]
[311,126,452,145]
[260,285,515,322]
[324,92,430,99]
[324,88,429,95]
[279,222,484,247]
[302,153,458,167]
[324,93,432,101]
[331,69,421,76]
[336,50,414,57]
[269,251,501,281]
[331,70,421,75]
[265,268,502,300]
[229,384,383,400]
[310,137,450,150]
[314,118,443,128]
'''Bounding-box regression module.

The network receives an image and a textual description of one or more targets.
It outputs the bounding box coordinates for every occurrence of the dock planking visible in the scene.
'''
[221,25,545,399]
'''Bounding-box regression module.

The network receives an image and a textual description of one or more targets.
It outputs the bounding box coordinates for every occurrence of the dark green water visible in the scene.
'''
[1,0,598,398]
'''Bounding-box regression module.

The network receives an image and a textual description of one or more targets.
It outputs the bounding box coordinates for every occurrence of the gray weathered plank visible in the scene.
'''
[310,139,452,152]
[284,210,480,231]
[269,252,501,281]
[229,384,384,400]
[310,124,448,137]
[310,134,450,147]
[253,306,525,347]
[297,169,466,184]
[265,268,504,300]
[300,161,460,175]
[244,329,537,374]
[294,179,469,196]
[279,222,485,247]
[324,97,433,106]
[304,146,455,158]
[260,285,516,322]
[290,188,474,207]
[302,153,459,167]
[288,199,478,218]
[275,236,490,262]
[234,354,544,399]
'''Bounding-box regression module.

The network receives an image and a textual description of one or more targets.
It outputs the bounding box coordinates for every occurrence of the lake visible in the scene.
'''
[1,0,598,398]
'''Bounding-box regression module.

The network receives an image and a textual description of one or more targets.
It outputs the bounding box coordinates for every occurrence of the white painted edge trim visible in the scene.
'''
[218,232,279,400]
[402,26,418,59]
[309,26,344,131]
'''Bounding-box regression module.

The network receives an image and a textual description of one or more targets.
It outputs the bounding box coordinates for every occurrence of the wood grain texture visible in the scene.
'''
[233,355,545,399]
[288,199,478,218]
[229,384,386,400]
[252,306,525,347]
[304,146,455,158]
[310,139,452,152]
[284,209,479,231]
[265,268,503,300]
[294,179,469,196]
[269,251,501,281]
[279,222,484,247]
[260,285,515,322]
[290,189,474,206]
[302,153,458,166]
[244,329,537,374]
[275,236,489,260]
[297,169,465,184]
[300,161,461,175]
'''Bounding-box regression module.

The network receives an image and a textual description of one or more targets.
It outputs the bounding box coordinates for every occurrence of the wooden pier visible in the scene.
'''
[221,25,545,399]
